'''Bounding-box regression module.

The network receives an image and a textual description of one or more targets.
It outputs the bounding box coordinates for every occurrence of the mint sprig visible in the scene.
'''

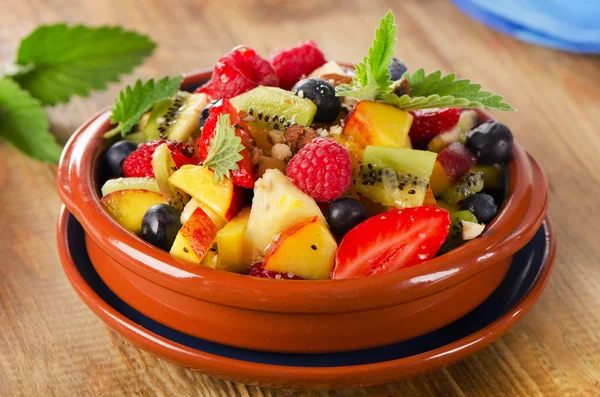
[10,24,156,105]
[202,114,244,183]
[106,75,182,138]
[336,11,515,112]
[336,10,396,101]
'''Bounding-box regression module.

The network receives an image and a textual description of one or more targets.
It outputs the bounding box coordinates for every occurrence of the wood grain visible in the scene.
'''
[1,0,599,395]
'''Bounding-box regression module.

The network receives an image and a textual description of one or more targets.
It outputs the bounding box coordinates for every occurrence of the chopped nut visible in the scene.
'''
[321,73,353,87]
[266,129,285,145]
[251,147,263,165]
[271,143,292,161]
[283,125,318,153]
[392,77,410,96]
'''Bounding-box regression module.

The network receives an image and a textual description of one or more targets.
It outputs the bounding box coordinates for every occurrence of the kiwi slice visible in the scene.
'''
[448,210,478,239]
[101,177,160,197]
[229,86,317,131]
[471,164,504,190]
[355,146,437,208]
[151,143,190,210]
[441,171,484,205]
[144,92,208,142]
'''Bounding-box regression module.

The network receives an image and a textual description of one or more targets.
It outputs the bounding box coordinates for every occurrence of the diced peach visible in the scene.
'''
[170,207,219,264]
[101,190,166,234]
[216,208,253,273]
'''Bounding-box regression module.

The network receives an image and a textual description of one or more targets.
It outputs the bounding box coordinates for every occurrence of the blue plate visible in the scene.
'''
[66,212,552,368]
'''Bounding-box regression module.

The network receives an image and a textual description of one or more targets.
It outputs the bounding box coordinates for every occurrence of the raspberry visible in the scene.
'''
[249,263,304,280]
[408,108,462,143]
[197,46,278,100]
[122,140,199,178]
[269,40,327,90]
[286,137,352,202]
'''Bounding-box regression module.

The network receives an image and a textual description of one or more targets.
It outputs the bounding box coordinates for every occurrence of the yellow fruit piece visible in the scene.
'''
[471,164,504,190]
[246,169,326,257]
[216,208,253,273]
[170,207,219,265]
[170,232,201,264]
[201,250,220,269]
[101,190,166,234]
[169,165,240,220]
[263,217,337,280]
[181,199,227,229]
[430,161,452,196]
[436,200,459,213]
[423,186,437,206]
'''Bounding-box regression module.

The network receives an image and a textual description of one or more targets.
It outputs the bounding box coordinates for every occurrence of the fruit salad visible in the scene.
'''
[100,11,515,280]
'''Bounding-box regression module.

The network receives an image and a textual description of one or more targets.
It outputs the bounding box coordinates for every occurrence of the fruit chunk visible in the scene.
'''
[245,169,325,257]
[180,199,227,229]
[249,263,304,280]
[448,210,478,239]
[308,61,346,79]
[144,92,208,142]
[269,40,327,90]
[462,221,485,240]
[423,187,437,206]
[429,142,477,196]
[196,46,278,100]
[471,164,504,190]
[341,101,413,167]
[427,126,460,153]
[263,216,337,280]
[101,177,160,197]
[286,137,352,202]
[170,207,219,264]
[169,165,243,221]
[229,86,316,131]
[355,146,437,208]
[152,143,190,210]
[441,171,484,205]
[101,190,167,234]
[122,140,199,178]
[408,108,461,143]
[291,79,341,124]
[332,206,451,279]
[215,208,253,273]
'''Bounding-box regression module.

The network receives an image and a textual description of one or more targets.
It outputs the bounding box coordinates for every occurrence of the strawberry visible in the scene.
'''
[122,140,199,178]
[194,99,256,189]
[269,40,327,90]
[408,108,462,143]
[332,206,451,279]
[195,46,278,100]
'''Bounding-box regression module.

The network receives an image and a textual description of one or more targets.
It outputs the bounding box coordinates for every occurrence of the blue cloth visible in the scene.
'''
[452,0,600,54]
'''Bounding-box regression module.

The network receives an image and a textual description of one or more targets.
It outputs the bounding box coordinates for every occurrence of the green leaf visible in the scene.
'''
[336,83,381,101]
[0,77,62,163]
[393,69,516,111]
[106,75,182,137]
[13,24,156,105]
[202,114,244,183]
[353,10,396,94]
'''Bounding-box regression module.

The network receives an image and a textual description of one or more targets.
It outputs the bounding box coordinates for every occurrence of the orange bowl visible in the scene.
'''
[57,70,549,353]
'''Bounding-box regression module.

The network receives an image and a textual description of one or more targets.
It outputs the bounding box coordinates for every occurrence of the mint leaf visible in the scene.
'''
[13,24,156,105]
[202,114,244,183]
[0,77,62,163]
[337,11,396,100]
[106,75,182,137]
[389,69,516,111]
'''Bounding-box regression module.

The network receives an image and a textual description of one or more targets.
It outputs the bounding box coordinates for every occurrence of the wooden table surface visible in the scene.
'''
[1,0,599,395]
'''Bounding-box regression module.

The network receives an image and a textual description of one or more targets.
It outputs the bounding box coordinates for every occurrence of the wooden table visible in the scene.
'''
[1,0,599,395]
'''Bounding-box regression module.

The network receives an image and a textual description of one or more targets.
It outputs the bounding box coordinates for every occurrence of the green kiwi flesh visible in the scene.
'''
[355,146,437,208]
[441,171,484,205]
[448,210,478,239]
[229,86,317,130]
[144,92,208,142]
[151,143,190,211]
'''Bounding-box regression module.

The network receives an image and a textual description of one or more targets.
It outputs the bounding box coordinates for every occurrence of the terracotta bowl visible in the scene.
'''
[57,70,549,353]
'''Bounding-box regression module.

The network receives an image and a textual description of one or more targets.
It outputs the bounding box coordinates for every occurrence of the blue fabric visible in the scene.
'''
[452,0,600,54]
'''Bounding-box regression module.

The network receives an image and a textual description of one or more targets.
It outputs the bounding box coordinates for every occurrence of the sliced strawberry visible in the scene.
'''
[409,108,462,143]
[269,40,327,90]
[194,99,256,189]
[332,206,451,279]
[249,263,305,280]
[122,140,199,178]
[203,46,278,100]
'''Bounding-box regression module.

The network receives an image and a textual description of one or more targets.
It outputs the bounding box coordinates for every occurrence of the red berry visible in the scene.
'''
[203,46,278,100]
[408,108,462,143]
[249,263,304,280]
[332,206,451,279]
[269,40,327,90]
[122,140,199,178]
[286,138,352,202]
[194,99,256,189]
[436,142,477,183]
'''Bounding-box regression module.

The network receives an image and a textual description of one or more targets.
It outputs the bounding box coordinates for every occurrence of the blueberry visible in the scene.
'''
[105,140,137,177]
[141,204,181,250]
[465,121,514,164]
[199,99,220,128]
[292,79,341,124]
[326,197,366,237]
[460,194,498,224]
[388,57,407,81]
